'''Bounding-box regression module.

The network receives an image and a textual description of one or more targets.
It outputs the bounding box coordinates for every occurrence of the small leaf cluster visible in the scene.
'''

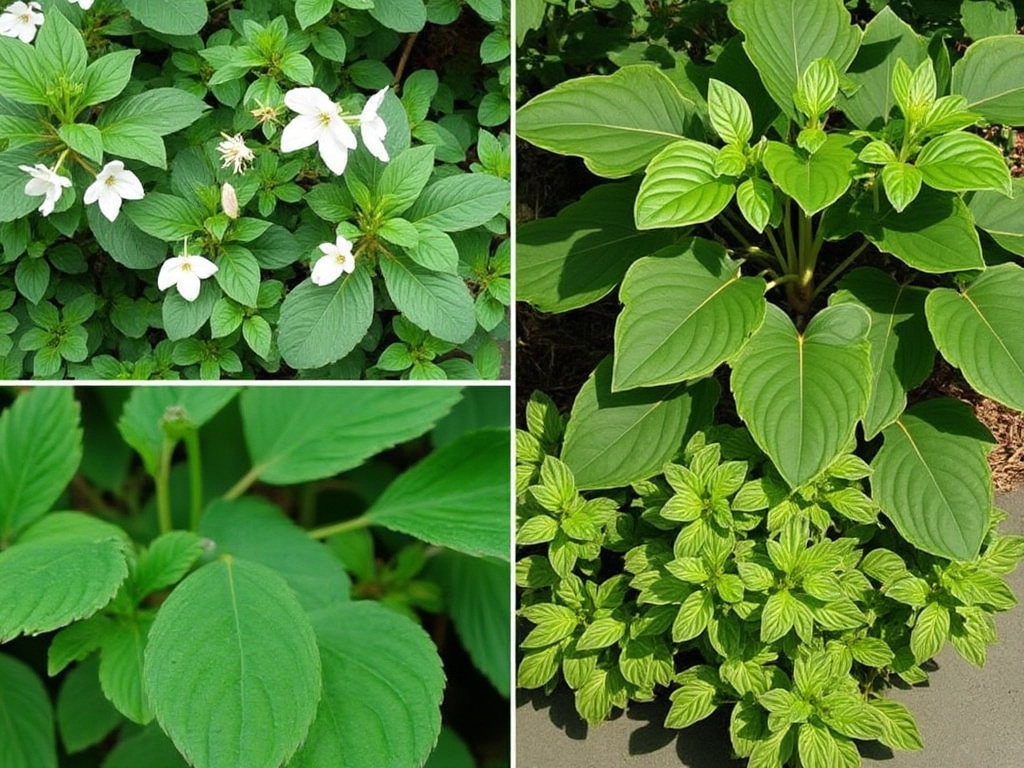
[515,392,1024,768]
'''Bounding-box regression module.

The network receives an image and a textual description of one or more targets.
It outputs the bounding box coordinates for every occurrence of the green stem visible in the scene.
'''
[765,228,789,272]
[223,464,263,501]
[308,515,372,540]
[156,436,176,535]
[764,273,802,292]
[184,430,203,531]
[299,484,317,529]
[782,198,798,274]
[813,240,871,298]
[719,211,753,248]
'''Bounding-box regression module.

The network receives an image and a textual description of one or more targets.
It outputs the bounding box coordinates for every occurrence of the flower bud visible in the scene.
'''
[221,182,239,219]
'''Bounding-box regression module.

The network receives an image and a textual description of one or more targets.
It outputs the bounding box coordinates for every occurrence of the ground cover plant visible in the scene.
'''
[516,0,1024,764]
[0,0,511,380]
[0,385,511,768]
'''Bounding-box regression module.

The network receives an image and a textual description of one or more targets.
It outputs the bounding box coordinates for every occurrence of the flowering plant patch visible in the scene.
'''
[0,0,511,379]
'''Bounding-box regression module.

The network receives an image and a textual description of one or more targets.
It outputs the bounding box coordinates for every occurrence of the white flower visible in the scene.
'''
[19,163,71,217]
[83,160,144,222]
[360,87,389,163]
[280,87,357,175]
[0,1,43,44]
[158,247,218,302]
[221,182,239,219]
[67,0,94,9]
[311,236,356,286]
[217,132,255,174]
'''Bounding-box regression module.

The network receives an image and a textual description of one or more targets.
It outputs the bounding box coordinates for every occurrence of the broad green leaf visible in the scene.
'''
[240,387,461,485]
[561,357,719,490]
[761,590,797,642]
[117,387,238,476]
[87,205,167,269]
[58,123,104,164]
[377,145,436,217]
[872,399,994,561]
[634,139,736,229]
[0,387,82,539]
[290,601,443,768]
[125,193,204,241]
[736,177,776,233]
[831,268,934,439]
[407,173,509,232]
[732,304,871,488]
[665,674,718,729]
[916,133,1012,195]
[132,531,204,600]
[99,616,153,724]
[961,0,1018,39]
[101,724,187,768]
[163,283,218,339]
[795,58,840,120]
[798,721,857,768]
[833,187,984,273]
[926,263,1024,411]
[0,38,47,105]
[968,177,1024,255]
[0,516,128,642]
[56,656,121,754]
[870,699,924,752]
[763,134,858,215]
[144,559,322,768]
[850,637,895,667]
[708,79,753,146]
[575,667,628,726]
[123,0,208,34]
[366,429,509,560]
[215,245,261,307]
[82,49,139,106]
[578,616,628,650]
[199,498,351,612]
[839,8,928,129]
[369,0,426,31]
[0,147,50,222]
[425,551,510,696]
[517,65,701,178]
[517,181,673,313]
[613,238,766,389]
[295,0,333,28]
[424,729,476,768]
[34,9,86,83]
[911,601,951,662]
[729,0,861,120]
[951,35,1024,123]
[277,269,374,370]
[380,254,477,343]
[881,163,923,212]
[0,653,56,768]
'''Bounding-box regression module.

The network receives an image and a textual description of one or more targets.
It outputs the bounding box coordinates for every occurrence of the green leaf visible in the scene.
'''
[295,0,334,29]
[634,139,736,229]
[99,616,153,724]
[763,134,858,215]
[215,245,260,307]
[761,590,797,642]
[665,673,718,729]
[87,204,167,269]
[125,193,204,241]
[144,559,322,768]
[369,0,426,31]
[708,79,753,146]
[34,9,86,83]
[0,38,47,105]
[101,724,187,768]
[288,601,443,768]
[118,388,238,476]
[239,387,460,485]
[377,145,435,217]
[872,398,994,561]
[798,721,857,768]
[961,0,1018,39]
[968,177,1024,255]
[795,58,840,119]
[0,653,56,768]
[736,176,777,233]
[199,498,351,613]
[58,123,104,164]
[517,65,701,178]
[242,315,272,358]
[407,172,509,232]
[99,89,210,166]
[951,35,1024,123]
[381,253,476,343]
[831,268,934,439]
[850,637,895,667]
[732,304,871,488]
[56,656,121,754]
[870,698,924,751]
[911,601,951,662]
[366,429,509,560]
[613,238,766,390]
[132,531,204,600]
[424,551,509,696]
[277,269,374,370]
[82,49,139,106]
[729,0,861,120]
[926,263,1024,411]
[517,181,672,313]
[672,590,714,642]
[880,162,923,212]
[0,516,128,642]
[123,0,208,34]
[424,728,476,768]
[0,388,82,540]
[916,133,1011,194]
[561,357,719,490]
[577,616,628,651]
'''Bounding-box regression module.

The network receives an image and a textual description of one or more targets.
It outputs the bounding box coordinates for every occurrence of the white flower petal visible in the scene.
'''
[280,114,322,152]
[83,178,102,205]
[329,116,358,150]
[37,195,56,216]
[189,255,219,279]
[318,242,338,256]
[177,272,202,302]
[311,254,345,286]
[317,131,349,175]
[284,87,333,116]
[24,177,50,197]
[158,258,184,290]
[361,87,388,121]
[335,235,354,256]
[113,171,144,200]
[361,121,389,163]
[98,186,122,222]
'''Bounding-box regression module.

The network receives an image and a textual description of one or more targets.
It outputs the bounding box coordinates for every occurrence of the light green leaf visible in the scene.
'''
[736,177,777,233]
[926,263,1024,411]
[276,269,374,370]
[0,516,128,642]
[132,531,204,600]
[381,253,476,343]
[0,653,56,768]
[729,0,861,120]
[732,304,871,488]
[144,559,322,768]
[870,698,924,751]
[295,0,333,29]
[968,177,1024,255]
[407,173,509,232]
[881,162,923,212]
[911,601,951,662]
[665,673,718,729]
[199,498,351,612]
[82,49,139,106]
[763,134,858,215]
[850,637,895,667]
[0,387,82,540]
[288,601,443,768]
[517,65,701,178]
[123,0,208,35]
[916,132,1012,194]
[798,721,857,768]
[634,139,736,229]
[672,590,714,642]
[99,616,153,725]
[872,398,994,561]
[951,34,1024,123]
[708,78,753,146]
[561,357,719,490]
[0,38,47,105]
[34,9,86,83]
[58,123,104,164]
[366,429,509,560]
[117,387,238,476]
[125,193,204,240]
[613,238,766,390]
[240,387,461,485]
[831,268,934,439]
[961,0,1018,39]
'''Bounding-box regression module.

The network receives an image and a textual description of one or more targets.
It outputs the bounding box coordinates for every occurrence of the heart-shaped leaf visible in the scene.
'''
[763,135,859,215]
[635,140,736,229]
